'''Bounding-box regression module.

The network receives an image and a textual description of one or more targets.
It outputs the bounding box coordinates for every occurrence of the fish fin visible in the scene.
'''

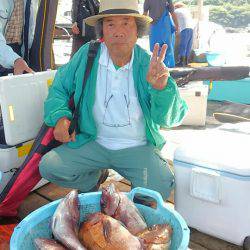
[48,219,53,236]
[103,220,112,243]
[138,238,147,249]
[51,217,58,231]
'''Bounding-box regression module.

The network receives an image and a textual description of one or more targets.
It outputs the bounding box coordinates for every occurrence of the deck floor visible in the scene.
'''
[15,101,246,249]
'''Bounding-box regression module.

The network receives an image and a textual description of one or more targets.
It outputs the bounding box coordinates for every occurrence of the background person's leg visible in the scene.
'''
[177,29,189,66]
[185,29,194,63]
[110,144,175,201]
[39,141,111,192]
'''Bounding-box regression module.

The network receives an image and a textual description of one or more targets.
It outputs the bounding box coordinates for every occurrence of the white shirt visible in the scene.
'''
[175,7,194,32]
[93,43,147,150]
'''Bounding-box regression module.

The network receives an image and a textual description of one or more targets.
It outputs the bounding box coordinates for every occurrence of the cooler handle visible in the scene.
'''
[190,167,222,204]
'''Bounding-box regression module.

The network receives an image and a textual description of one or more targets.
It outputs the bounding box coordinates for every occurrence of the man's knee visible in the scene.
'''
[39,151,59,179]
[149,153,175,200]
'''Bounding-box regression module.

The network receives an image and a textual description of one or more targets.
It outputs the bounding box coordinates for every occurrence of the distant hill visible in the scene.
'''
[179,0,250,28]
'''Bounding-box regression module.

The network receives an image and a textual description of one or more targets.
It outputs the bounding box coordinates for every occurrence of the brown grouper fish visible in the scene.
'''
[51,190,86,250]
[79,212,143,250]
[137,224,173,250]
[34,238,67,250]
[100,184,147,235]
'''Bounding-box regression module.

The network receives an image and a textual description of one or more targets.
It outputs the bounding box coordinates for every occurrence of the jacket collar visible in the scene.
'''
[99,42,134,72]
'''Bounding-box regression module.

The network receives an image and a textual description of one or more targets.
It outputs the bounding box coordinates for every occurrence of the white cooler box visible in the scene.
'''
[0,71,56,145]
[179,82,208,126]
[0,70,57,193]
[174,123,250,246]
[0,138,33,193]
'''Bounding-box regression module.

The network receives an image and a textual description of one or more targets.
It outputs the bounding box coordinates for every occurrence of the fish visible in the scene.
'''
[51,190,86,250]
[136,224,173,250]
[34,238,67,249]
[100,184,147,235]
[79,212,143,250]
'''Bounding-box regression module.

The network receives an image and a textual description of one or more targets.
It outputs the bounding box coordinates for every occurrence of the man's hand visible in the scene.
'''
[72,22,80,35]
[53,117,76,143]
[146,43,169,90]
[14,58,33,75]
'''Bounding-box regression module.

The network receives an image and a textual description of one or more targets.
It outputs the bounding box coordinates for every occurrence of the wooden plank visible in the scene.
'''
[167,190,174,204]
[190,228,242,250]
[35,183,73,201]
[18,193,50,220]
[34,172,132,201]
[189,241,208,250]
[118,178,131,186]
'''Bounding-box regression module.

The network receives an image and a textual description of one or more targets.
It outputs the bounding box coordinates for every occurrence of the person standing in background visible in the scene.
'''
[0,0,39,76]
[174,2,194,67]
[71,0,99,57]
[143,0,178,68]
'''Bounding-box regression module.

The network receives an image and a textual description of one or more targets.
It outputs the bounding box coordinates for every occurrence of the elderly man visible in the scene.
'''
[39,0,187,201]
[0,0,38,76]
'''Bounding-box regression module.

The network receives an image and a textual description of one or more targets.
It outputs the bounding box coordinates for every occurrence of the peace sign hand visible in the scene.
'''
[146,43,170,90]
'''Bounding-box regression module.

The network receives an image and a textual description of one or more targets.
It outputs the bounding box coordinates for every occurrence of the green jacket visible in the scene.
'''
[44,42,188,149]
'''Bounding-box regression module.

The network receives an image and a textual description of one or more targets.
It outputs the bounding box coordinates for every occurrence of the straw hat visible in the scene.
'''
[85,0,152,26]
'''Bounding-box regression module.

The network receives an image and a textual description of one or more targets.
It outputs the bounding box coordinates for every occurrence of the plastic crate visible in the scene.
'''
[205,52,225,66]
[10,188,190,250]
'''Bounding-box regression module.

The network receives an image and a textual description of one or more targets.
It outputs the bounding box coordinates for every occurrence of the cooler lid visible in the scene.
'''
[179,82,209,97]
[0,71,56,146]
[174,123,250,177]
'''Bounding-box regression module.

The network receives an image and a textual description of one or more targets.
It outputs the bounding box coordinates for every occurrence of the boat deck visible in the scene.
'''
[16,101,245,250]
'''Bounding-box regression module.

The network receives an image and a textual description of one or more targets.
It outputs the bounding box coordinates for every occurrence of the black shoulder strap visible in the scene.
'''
[68,40,101,135]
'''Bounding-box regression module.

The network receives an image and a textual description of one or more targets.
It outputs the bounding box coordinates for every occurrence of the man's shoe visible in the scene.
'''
[176,56,185,67]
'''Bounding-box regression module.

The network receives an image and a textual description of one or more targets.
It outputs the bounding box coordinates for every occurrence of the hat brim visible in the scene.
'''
[85,13,153,26]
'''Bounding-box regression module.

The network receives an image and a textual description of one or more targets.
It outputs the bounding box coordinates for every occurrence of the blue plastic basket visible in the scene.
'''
[10,188,190,250]
[206,51,225,66]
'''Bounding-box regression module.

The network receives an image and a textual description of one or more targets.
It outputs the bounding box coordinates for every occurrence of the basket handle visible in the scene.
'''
[128,187,166,210]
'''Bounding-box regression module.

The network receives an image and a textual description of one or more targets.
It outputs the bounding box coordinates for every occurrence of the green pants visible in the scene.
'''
[39,141,175,200]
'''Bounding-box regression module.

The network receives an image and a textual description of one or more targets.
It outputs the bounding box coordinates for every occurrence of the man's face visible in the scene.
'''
[103,16,138,58]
